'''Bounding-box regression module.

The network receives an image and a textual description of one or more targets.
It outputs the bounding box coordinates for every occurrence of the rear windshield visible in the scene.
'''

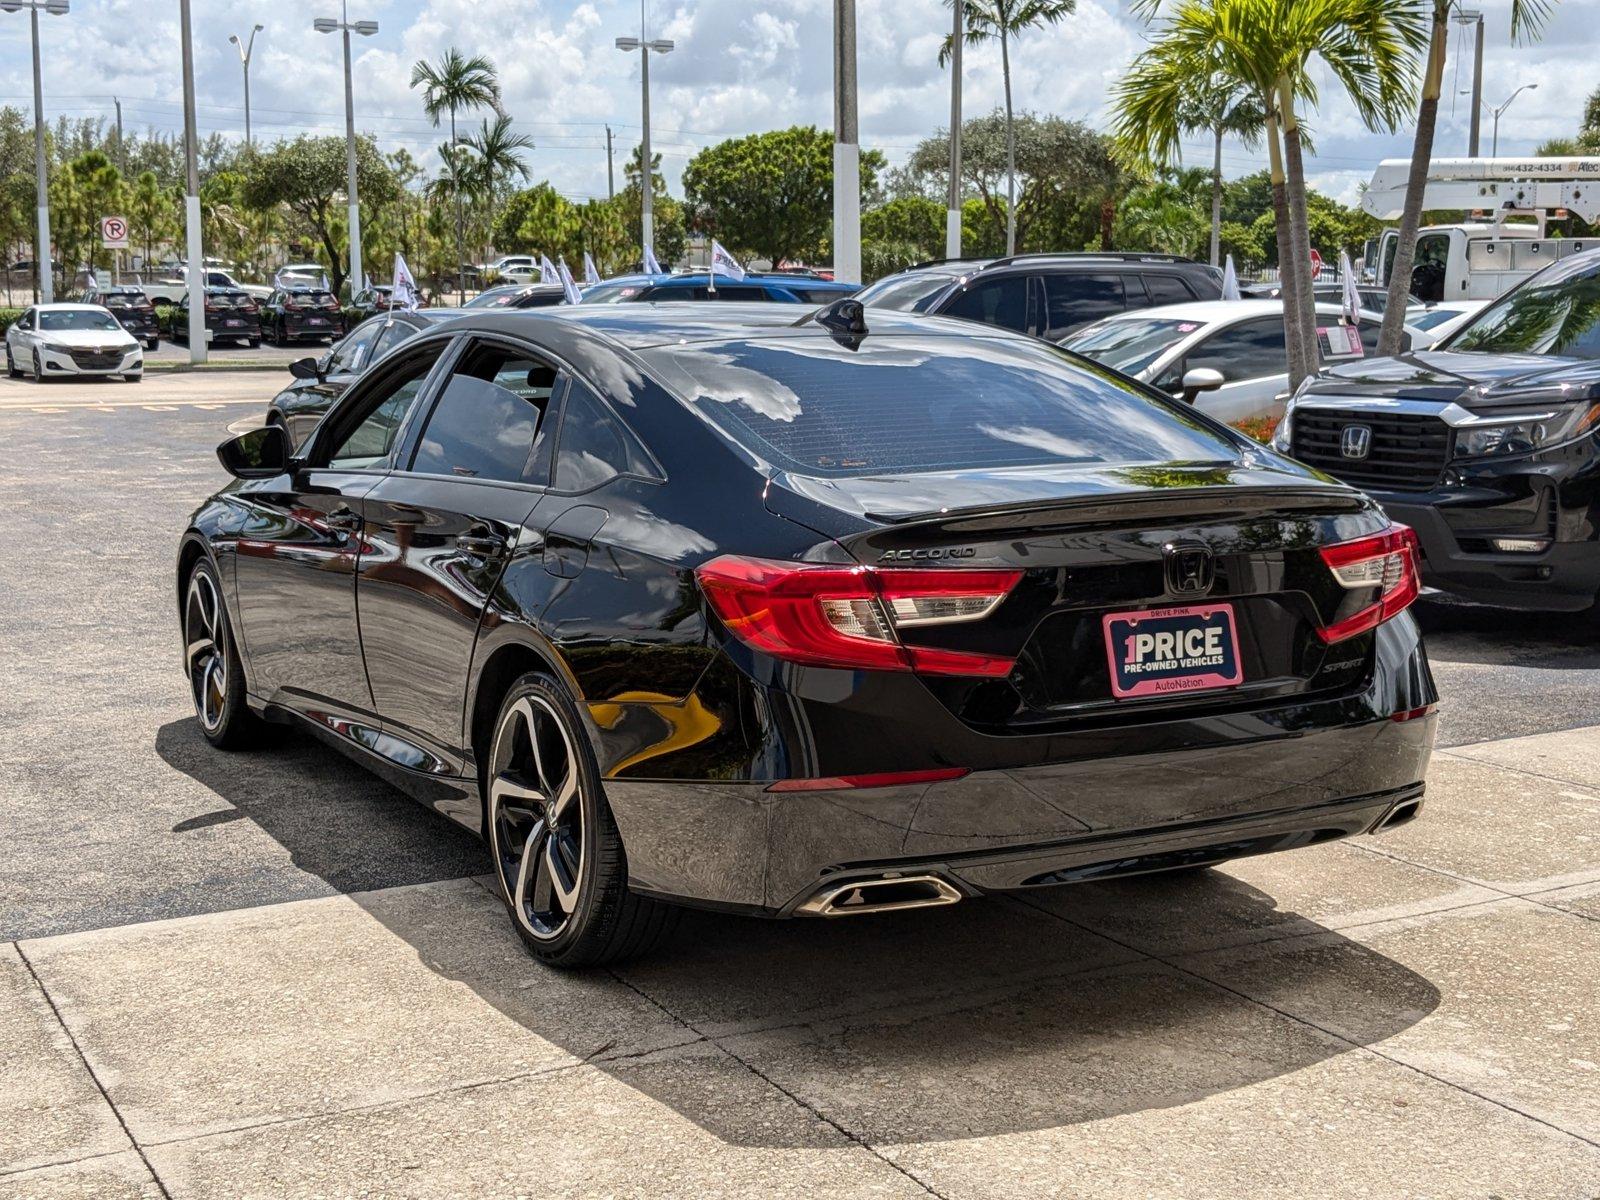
[101,292,151,308]
[855,272,959,313]
[639,333,1238,478]
[580,281,647,304]
[1060,317,1196,375]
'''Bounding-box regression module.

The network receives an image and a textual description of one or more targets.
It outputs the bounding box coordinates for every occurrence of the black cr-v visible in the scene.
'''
[1276,248,1600,618]
[857,252,1224,340]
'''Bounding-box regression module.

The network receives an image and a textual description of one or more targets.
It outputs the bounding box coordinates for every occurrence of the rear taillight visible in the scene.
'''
[696,555,1021,677]
[283,297,301,310]
[321,296,340,310]
[242,300,259,313]
[1317,524,1421,644]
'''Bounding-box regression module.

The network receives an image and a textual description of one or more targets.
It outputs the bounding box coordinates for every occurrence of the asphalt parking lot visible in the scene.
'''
[3,372,1598,1198]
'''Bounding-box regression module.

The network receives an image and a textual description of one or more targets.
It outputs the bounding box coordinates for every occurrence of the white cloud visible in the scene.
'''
[5,0,1596,210]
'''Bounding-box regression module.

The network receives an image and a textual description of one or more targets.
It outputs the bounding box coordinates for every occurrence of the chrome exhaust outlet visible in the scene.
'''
[797,874,963,917]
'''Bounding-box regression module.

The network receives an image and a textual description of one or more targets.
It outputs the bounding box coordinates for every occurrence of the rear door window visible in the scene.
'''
[942,276,1028,331]
[553,380,661,492]
[408,341,560,485]
[1041,273,1126,340]
[1184,318,1287,382]
[1141,274,1197,306]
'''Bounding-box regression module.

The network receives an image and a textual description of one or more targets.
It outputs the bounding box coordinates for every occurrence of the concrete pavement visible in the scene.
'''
[2,377,1599,1197]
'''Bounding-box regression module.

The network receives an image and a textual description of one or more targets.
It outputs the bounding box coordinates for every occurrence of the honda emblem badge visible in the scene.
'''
[1341,424,1372,460]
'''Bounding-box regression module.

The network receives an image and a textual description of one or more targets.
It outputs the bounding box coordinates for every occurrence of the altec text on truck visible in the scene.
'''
[1278,248,1600,617]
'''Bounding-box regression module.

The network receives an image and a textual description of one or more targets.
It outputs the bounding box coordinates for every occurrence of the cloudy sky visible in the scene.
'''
[5,0,1597,205]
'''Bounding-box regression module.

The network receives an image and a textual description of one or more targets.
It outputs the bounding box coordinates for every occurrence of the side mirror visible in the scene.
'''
[217,424,289,479]
[289,356,323,381]
[1180,367,1226,404]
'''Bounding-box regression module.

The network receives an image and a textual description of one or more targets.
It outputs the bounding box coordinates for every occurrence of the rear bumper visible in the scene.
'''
[279,315,342,340]
[605,622,1438,915]
[206,317,261,342]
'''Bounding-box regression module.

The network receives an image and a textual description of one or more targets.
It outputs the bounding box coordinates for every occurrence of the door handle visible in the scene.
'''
[456,531,508,559]
[325,506,360,532]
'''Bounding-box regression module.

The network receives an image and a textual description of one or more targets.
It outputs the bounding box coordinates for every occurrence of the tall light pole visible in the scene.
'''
[315,2,378,297]
[229,24,264,149]
[1,0,69,304]
[179,0,205,362]
[832,0,860,284]
[1487,83,1538,158]
[945,0,962,259]
[1454,11,1485,156]
[615,1,672,260]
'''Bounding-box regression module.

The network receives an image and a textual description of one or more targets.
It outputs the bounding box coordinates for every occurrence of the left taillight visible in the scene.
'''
[1316,524,1421,644]
[695,555,1022,677]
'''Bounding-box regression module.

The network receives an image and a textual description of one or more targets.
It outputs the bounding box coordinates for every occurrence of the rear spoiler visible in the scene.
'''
[866,484,1373,531]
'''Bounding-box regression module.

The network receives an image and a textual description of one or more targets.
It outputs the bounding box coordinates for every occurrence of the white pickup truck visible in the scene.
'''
[141,270,272,304]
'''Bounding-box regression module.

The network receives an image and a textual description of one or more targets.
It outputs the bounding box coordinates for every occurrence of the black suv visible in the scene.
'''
[857,252,1224,340]
[1276,248,1600,618]
[80,284,160,349]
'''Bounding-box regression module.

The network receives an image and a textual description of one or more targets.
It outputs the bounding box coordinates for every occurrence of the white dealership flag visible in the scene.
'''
[1221,254,1242,302]
[710,239,747,284]
[391,253,420,313]
[583,251,601,286]
[1339,249,1362,325]
[557,257,582,305]
[642,244,663,275]
[538,254,559,285]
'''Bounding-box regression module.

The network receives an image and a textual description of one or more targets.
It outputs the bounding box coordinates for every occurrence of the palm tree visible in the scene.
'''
[410,48,501,297]
[939,0,1076,255]
[1114,0,1422,387]
[461,114,535,195]
[1377,1,1559,354]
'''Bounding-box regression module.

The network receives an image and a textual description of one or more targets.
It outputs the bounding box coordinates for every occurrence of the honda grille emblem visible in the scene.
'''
[1341,424,1373,460]
[1163,542,1215,596]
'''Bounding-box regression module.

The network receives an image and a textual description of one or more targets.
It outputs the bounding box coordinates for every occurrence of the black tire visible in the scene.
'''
[247,337,261,349]
[147,338,159,351]
[32,350,46,381]
[183,558,268,750]
[123,372,142,383]
[5,345,19,378]
[484,672,678,967]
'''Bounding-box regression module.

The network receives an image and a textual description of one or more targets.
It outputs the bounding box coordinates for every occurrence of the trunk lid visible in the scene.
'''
[797,477,1385,731]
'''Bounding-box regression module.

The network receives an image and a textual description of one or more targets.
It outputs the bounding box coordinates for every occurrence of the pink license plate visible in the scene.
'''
[1102,603,1244,700]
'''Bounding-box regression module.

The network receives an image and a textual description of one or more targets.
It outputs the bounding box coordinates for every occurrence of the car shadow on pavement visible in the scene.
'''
[158,717,1442,1146]
[1414,600,1600,668]
[155,718,485,894]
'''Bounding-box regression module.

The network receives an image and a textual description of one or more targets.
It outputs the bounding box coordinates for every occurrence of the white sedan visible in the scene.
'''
[1058,299,1415,425]
[6,303,143,382]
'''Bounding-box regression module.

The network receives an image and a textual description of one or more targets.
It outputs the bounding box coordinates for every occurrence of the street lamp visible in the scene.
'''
[228,24,264,149]
[315,1,378,297]
[179,0,205,362]
[833,0,859,284]
[0,0,70,304]
[615,0,672,262]
[1486,83,1538,158]
[946,0,962,259]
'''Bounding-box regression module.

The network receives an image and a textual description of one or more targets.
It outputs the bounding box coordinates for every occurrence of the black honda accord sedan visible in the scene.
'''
[178,301,1437,966]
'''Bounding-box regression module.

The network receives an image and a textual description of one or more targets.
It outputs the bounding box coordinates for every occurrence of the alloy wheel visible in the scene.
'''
[488,695,587,941]
[184,570,228,732]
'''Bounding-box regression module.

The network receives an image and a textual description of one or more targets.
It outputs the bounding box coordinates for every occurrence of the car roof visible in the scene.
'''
[32,302,110,311]
[1085,299,1373,324]
[597,273,857,290]
[430,301,1031,351]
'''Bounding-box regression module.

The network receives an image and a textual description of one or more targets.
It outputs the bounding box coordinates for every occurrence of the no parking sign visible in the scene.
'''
[100,215,128,249]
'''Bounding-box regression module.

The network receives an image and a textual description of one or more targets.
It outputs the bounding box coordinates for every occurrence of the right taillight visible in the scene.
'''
[696,555,1021,677]
[1317,524,1421,644]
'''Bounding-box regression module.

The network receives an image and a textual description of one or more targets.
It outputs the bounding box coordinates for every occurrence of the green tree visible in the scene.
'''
[411,48,501,296]
[1113,173,1210,257]
[862,195,945,261]
[51,150,124,280]
[940,0,1076,255]
[904,112,1119,252]
[494,182,579,260]
[682,125,883,266]
[241,135,400,293]
[578,198,630,275]
[127,170,175,271]
[1377,0,1558,353]
[614,184,687,266]
[1116,0,1424,386]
